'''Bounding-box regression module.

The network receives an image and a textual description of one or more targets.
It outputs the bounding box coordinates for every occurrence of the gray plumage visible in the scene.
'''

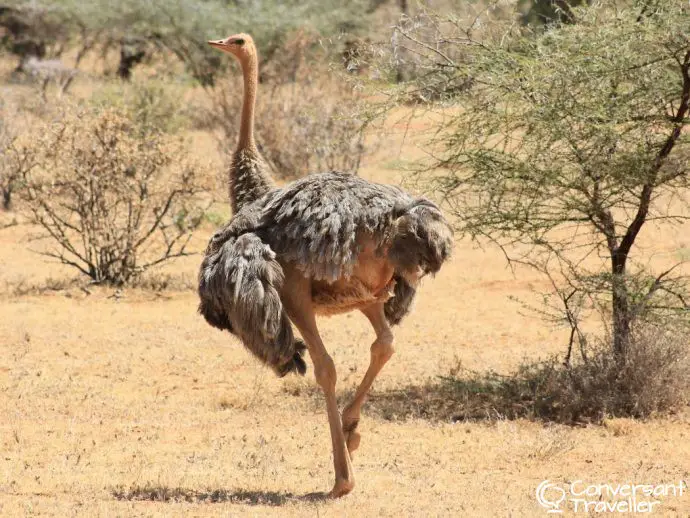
[229,147,273,214]
[198,171,453,375]
[204,33,454,494]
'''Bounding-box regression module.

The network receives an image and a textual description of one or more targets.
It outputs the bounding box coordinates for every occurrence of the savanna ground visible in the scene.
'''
[1,49,690,518]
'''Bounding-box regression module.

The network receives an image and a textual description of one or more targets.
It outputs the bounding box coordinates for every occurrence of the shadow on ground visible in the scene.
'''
[298,370,545,423]
[294,345,690,425]
[365,375,532,423]
[333,340,690,425]
[112,484,331,505]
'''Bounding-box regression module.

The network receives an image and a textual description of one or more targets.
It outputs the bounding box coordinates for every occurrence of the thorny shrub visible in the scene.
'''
[365,323,689,424]
[22,107,214,285]
[0,98,38,211]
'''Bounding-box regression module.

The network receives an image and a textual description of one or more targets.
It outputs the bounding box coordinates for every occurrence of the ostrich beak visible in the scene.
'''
[208,39,228,50]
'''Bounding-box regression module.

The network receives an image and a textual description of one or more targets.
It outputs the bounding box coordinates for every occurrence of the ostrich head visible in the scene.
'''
[207,33,255,61]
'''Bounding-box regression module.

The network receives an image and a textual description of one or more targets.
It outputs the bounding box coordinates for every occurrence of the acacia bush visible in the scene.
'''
[22,106,213,285]
[370,2,690,359]
[92,78,191,136]
[358,1,690,422]
[1,0,370,84]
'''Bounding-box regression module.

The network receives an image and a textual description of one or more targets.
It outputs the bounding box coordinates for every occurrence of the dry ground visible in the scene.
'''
[1,96,689,517]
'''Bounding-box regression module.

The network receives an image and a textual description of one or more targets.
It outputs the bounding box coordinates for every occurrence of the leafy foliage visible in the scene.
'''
[518,0,590,26]
[2,0,370,84]
[372,2,690,357]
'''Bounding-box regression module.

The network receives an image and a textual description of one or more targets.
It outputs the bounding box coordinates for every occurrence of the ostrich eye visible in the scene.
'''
[233,38,245,46]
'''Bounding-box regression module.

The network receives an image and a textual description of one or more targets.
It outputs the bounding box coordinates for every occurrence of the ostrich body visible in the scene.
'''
[199,34,453,498]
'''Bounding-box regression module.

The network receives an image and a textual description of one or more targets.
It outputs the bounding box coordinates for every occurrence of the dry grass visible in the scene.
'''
[130,271,197,292]
[361,325,690,425]
[0,275,80,297]
[2,177,689,517]
[1,57,689,517]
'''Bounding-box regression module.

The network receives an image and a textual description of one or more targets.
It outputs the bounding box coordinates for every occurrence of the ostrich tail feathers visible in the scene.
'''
[198,231,306,377]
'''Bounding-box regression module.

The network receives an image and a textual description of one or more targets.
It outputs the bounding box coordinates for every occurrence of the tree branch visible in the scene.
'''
[617,50,690,262]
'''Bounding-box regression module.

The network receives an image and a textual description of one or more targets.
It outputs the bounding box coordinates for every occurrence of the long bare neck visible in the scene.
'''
[238,53,258,150]
[229,51,273,213]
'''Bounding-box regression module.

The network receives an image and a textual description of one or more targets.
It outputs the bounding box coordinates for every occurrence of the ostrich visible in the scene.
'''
[199,34,453,498]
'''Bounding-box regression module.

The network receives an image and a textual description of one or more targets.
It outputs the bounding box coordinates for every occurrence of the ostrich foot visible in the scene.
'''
[329,478,355,498]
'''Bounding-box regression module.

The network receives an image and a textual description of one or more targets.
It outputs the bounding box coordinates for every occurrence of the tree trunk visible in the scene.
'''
[2,187,12,211]
[611,252,631,360]
[117,38,146,81]
[612,276,631,359]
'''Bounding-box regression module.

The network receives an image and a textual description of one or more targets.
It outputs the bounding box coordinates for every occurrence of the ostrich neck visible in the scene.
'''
[229,51,273,213]
[238,54,258,150]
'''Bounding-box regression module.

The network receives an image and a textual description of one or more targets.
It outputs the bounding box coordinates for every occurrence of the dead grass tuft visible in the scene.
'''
[131,271,196,292]
[0,275,80,296]
[217,394,250,411]
[364,325,690,425]
[601,418,636,437]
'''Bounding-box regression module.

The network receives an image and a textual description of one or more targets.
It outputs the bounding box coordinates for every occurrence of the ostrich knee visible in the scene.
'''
[313,353,337,393]
[342,325,395,456]
[371,331,395,364]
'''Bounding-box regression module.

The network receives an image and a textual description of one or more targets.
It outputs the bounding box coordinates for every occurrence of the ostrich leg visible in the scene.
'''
[342,302,394,455]
[282,274,355,498]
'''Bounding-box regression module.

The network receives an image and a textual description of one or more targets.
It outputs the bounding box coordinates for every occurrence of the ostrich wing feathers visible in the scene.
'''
[262,172,415,282]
